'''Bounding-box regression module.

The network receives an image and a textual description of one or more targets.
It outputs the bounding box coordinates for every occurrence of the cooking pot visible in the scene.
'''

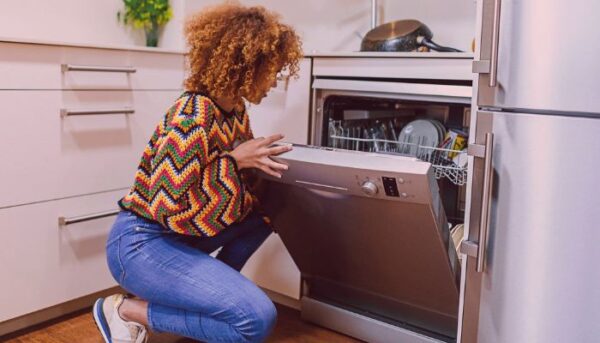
[360,19,462,52]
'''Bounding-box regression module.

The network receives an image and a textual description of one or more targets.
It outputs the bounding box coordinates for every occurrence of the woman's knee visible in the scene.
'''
[237,293,278,342]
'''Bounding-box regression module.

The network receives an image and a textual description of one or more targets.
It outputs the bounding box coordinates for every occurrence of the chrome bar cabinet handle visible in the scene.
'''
[58,209,120,226]
[61,64,137,73]
[60,108,135,117]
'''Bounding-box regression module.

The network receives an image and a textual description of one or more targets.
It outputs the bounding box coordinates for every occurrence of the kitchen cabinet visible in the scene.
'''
[0,40,184,334]
[241,58,313,300]
[0,189,125,322]
[311,52,472,80]
[0,90,180,208]
[0,41,184,90]
[242,234,301,300]
[247,58,312,144]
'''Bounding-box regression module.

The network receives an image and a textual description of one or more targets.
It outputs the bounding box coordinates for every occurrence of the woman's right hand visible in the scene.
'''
[229,134,293,178]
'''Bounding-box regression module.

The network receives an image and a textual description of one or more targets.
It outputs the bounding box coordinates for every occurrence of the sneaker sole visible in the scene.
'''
[93,298,111,343]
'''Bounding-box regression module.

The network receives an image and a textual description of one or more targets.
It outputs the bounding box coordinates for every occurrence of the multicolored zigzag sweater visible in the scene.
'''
[119,91,258,237]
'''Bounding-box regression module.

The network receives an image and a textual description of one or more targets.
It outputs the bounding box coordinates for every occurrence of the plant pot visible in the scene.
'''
[145,23,160,47]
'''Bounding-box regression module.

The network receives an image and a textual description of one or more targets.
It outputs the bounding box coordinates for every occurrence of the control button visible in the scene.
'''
[361,181,379,196]
[401,192,408,198]
[381,176,400,197]
[397,178,405,184]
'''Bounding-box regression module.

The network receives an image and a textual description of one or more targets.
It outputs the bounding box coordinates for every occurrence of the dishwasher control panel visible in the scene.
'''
[268,144,435,205]
[353,173,429,204]
[381,177,400,197]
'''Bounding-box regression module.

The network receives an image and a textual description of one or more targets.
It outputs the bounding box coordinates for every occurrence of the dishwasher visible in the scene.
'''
[258,77,472,343]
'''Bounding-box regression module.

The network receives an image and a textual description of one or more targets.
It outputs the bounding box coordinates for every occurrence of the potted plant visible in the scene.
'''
[117,0,173,47]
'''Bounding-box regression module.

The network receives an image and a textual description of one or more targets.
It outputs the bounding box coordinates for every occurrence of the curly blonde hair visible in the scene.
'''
[184,2,303,109]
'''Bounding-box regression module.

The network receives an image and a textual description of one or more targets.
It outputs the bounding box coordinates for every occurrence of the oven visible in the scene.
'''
[259,73,472,343]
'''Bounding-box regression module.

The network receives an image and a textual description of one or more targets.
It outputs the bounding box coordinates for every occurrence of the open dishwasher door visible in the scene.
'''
[259,144,460,342]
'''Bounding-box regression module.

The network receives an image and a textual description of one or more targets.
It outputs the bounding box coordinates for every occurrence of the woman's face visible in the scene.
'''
[255,72,279,104]
[264,72,279,96]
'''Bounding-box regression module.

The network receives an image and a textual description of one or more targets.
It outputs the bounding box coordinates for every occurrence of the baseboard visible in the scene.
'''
[301,297,445,343]
[0,286,124,338]
[261,288,301,310]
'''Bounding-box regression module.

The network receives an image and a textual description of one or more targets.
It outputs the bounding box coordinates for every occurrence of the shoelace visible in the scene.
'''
[133,325,148,343]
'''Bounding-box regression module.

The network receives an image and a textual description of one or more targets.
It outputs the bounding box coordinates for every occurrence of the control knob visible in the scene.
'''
[361,180,378,196]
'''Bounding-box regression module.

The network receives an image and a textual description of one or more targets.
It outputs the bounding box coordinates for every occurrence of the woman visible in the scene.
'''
[92,3,302,342]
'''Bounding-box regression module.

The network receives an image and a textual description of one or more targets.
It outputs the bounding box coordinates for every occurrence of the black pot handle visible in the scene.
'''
[419,36,463,52]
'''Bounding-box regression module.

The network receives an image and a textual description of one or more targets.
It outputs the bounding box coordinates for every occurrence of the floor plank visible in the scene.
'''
[3,304,362,343]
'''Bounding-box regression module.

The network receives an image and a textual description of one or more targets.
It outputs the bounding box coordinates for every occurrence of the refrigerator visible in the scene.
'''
[460,0,600,342]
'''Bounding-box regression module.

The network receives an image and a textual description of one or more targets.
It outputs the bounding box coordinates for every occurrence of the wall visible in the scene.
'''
[0,0,185,49]
[1,1,476,52]
[184,0,477,52]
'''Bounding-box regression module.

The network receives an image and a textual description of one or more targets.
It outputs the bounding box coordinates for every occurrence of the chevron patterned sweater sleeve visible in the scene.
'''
[119,93,253,236]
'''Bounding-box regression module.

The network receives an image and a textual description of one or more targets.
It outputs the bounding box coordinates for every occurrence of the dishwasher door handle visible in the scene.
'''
[295,180,348,192]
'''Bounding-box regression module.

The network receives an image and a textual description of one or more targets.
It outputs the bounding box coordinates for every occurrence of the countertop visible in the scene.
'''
[305,51,474,59]
[0,36,475,59]
[0,36,186,54]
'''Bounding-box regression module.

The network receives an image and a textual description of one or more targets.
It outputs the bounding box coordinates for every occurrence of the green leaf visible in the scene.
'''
[117,0,172,29]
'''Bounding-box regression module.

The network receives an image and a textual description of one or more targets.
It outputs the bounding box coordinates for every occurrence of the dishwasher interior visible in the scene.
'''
[322,94,470,227]
[259,83,471,343]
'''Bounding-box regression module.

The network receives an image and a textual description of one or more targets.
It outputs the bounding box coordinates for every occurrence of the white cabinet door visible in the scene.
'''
[0,189,125,322]
[0,42,184,90]
[248,58,312,145]
[242,234,301,300]
[242,58,313,299]
[0,90,181,208]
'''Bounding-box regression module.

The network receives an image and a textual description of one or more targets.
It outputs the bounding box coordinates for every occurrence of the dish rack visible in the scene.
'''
[329,135,468,186]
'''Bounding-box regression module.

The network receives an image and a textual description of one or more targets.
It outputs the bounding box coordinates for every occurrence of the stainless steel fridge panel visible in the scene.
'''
[462,111,600,342]
[476,0,600,115]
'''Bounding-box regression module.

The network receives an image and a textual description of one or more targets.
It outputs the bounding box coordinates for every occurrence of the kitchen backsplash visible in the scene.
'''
[2,0,475,52]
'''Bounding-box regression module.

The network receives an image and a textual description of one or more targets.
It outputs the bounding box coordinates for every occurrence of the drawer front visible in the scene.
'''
[0,42,184,90]
[312,56,473,80]
[0,189,124,322]
[0,90,182,208]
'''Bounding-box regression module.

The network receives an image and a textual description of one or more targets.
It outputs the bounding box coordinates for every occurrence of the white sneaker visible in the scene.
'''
[93,294,148,343]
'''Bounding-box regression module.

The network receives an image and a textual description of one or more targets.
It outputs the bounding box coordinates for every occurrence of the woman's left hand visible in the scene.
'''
[229,134,292,178]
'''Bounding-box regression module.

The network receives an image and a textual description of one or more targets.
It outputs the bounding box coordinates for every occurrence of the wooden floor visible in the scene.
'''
[3,304,362,343]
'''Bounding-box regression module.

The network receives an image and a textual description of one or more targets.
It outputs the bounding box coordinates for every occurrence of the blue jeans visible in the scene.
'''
[106,210,276,343]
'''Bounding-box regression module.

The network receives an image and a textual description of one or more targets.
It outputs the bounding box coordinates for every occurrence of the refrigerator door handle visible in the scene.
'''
[489,0,502,87]
[462,132,494,272]
[472,0,502,87]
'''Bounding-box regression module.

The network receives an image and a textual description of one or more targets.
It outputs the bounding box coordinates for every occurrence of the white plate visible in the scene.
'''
[429,119,447,144]
[398,119,440,156]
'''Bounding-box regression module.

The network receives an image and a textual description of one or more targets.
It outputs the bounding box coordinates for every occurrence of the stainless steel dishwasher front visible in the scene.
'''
[259,144,460,342]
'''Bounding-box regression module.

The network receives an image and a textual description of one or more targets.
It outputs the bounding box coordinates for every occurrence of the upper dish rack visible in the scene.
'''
[329,135,468,186]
